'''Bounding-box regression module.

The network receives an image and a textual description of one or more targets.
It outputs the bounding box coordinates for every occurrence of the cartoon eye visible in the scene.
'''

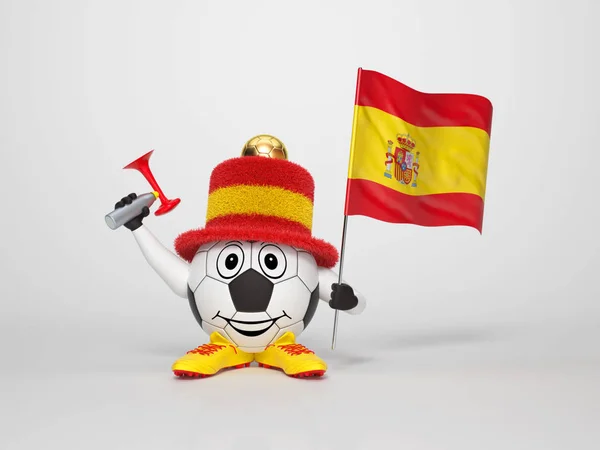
[258,245,287,279]
[217,244,244,279]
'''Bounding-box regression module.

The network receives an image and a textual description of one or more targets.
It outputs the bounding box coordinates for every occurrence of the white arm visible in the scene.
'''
[318,267,366,315]
[131,225,189,299]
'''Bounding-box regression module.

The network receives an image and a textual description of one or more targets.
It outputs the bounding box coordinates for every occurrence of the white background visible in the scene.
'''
[1,0,599,448]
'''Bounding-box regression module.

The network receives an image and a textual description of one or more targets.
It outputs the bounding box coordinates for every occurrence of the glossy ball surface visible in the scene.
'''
[241,134,288,160]
[186,240,319,352]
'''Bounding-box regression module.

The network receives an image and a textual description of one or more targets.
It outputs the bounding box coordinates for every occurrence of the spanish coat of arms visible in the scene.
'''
[384,133,420,187]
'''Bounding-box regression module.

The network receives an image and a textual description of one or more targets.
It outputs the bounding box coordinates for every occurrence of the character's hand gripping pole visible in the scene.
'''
[105,150,181,230]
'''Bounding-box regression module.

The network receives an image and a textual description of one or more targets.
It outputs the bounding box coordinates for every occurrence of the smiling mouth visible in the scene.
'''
[212,311,291,337]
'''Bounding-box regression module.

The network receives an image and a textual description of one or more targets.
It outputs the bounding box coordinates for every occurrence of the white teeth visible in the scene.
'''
[229,321,273,333]
[232,312,272,322]
[227,312,278,332]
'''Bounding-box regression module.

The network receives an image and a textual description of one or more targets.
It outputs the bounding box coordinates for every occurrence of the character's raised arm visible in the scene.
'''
[132,225,189,299]
[111,193,189,299]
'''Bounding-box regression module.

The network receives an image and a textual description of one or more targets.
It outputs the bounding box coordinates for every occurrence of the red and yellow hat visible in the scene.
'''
[174,138,339,268]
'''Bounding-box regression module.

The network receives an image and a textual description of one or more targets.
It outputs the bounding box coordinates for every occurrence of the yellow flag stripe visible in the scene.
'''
[349,105,491,199]
[206,185,314,230]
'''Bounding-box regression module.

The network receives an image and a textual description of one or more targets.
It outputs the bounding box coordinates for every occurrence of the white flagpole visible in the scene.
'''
[331,215,349,350]
[331,67,362,350]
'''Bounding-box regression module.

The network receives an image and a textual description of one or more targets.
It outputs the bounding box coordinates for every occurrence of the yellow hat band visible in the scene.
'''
[206,185,314,231]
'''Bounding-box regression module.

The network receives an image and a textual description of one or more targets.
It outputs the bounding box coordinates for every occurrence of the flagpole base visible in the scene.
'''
[331,310,340,350]
[330,215,349,351]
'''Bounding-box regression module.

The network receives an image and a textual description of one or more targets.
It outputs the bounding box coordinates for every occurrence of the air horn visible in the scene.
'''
[123,149,181,215]
[105,150,181,230]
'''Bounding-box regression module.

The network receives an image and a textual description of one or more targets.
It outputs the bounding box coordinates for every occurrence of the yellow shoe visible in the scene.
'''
[254,332,327,378]
[172,332,254,378]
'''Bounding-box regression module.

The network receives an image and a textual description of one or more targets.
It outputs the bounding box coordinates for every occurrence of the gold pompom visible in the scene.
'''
[241,134,288,160]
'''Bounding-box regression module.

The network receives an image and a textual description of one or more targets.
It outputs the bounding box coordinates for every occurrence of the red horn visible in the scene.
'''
[123,150,181,216]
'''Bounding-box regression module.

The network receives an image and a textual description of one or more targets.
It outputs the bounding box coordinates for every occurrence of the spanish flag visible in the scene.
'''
[344,68,493,232]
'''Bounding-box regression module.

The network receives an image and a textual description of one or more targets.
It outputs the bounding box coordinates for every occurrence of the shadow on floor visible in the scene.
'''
[133,326,505,372]
[375,327,496,350]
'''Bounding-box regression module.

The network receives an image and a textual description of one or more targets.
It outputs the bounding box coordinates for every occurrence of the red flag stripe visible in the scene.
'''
[344,178,485,232]
[355,69,493,135]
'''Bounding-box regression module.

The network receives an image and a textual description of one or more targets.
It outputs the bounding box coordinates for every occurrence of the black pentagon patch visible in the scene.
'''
[187,285,203,328]
[228,269,274,313]
[303,283,319,328]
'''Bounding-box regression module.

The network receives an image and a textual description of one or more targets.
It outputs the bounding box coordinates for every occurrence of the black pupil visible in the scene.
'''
[225,254,238,270]
[265,253,278,270]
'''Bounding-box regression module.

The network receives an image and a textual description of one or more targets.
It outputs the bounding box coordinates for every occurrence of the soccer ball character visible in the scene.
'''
[111,137,366,378]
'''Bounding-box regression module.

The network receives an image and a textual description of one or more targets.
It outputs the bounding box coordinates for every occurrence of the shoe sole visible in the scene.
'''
[173,362,252,378]
[258,363,325,378]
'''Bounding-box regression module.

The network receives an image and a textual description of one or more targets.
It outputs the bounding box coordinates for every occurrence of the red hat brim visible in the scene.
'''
[174,217,339,269]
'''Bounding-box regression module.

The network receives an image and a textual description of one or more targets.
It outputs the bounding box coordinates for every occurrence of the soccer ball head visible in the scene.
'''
[186,240,319,353]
